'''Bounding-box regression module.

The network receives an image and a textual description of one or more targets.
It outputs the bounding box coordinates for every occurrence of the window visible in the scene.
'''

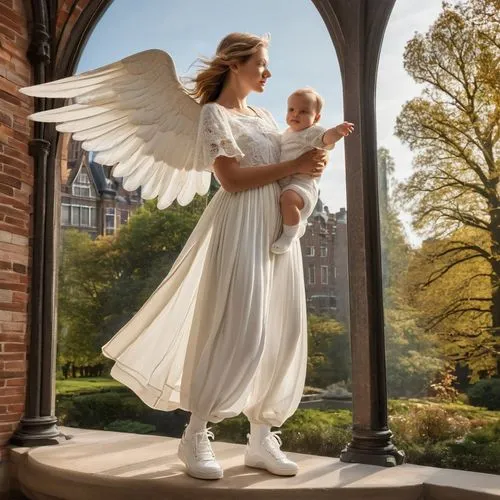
[105,207,116,235]
[62,204,96,228]
[61,204,70,225]
[321,266,328,284]
[334,266,337,278]
[120,209,129,225]
[71,205,80,226]
[320,247,327,257]
[80,206,95,227]
[308,264,315,285]
[306,246,315,257]
[72,171,94,198]
[80,207,90,227]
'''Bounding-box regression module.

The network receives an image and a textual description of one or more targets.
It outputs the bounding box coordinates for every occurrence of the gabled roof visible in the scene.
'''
[88,160,116,196]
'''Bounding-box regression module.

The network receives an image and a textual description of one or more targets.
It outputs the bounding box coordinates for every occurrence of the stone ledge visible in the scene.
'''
[7,426,500,500]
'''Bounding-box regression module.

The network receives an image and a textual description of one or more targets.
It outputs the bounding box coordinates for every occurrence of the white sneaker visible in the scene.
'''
[177,427,223,480]
[244,430,298,476]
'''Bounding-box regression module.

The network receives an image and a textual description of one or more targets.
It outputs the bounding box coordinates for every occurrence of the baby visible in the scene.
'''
[271,87,354,254]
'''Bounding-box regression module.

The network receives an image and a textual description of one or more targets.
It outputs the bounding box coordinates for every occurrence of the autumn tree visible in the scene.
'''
[393,0,499,374]
[406,227,493,379]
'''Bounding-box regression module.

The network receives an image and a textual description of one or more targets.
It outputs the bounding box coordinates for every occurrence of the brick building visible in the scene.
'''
[299,196,349,326]
[59,136,142,238]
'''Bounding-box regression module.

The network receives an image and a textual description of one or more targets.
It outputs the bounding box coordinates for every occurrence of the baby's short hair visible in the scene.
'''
[290,87,324,114]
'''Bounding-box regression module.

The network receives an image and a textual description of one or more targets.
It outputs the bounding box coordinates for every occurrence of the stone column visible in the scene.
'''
[10,0,65,446]
[313,0,405,466]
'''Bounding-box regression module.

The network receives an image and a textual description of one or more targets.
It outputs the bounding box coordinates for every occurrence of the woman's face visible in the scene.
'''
[233,46,271,94]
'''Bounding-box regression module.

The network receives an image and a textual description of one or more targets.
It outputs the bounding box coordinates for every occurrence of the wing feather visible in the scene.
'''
[20,49,211,210]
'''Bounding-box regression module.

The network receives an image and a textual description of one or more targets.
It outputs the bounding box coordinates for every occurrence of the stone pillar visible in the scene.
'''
[10,0,65,446]
[313,0,405,466]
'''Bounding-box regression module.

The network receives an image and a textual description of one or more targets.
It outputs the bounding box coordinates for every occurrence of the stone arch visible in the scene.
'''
[5,0,403,467]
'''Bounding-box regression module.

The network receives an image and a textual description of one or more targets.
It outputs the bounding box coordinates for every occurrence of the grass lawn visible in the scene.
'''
[56,377,123,395]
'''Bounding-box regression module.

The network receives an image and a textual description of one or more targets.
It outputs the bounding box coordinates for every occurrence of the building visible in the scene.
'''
[59,136,142,238]
[300,196,349,326]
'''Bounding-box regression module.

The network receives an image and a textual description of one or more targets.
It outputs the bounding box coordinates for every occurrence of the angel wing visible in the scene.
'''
[19,49,212,210]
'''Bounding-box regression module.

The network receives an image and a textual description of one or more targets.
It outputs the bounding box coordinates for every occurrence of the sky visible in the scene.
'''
[77,0,446,248]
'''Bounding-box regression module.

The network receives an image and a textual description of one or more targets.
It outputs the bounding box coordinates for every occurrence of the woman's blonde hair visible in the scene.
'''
[186,32,269,104]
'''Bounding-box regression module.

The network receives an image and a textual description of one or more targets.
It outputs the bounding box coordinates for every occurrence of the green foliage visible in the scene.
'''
[306,314,350,388]
[468,378,500,410]
[58,381,499,474]
[64,392,147,428]
[104,420,156,434]
[388,398,498,424]
[398,421,500,475]
[384,307,443,398]
[97,198,208,347]
[57,229,113,369]
[213,409,352,458]
[378,147,444,398]
[56,377,124,395]
[211,415,249,443]
[57,196,210,373]
[58,388,189,437]
[390,404,471,444]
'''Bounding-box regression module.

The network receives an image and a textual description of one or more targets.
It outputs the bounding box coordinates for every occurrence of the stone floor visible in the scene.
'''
[7,426,500,500]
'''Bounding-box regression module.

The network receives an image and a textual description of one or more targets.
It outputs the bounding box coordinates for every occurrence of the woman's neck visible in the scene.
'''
[216,85,250,111]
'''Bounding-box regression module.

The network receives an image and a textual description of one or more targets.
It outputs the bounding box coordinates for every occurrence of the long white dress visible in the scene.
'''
[101,102,308,427]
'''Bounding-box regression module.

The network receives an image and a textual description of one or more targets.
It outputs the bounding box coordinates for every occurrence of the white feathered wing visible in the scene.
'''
[19,49,212,210]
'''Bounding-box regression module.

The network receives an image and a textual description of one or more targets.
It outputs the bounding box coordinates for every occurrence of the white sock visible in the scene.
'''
[185,414,207,437]
[271,223,301,254]
[250,422,271,445]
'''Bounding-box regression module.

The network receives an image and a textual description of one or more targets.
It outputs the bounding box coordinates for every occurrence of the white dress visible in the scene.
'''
[101,102,308,427]
[278,124,334,221]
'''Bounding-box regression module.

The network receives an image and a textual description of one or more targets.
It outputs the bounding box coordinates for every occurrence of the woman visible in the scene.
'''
[102,32,327,480]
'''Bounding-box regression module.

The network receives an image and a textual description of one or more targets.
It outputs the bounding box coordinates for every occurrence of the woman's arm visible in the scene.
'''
[214,148,328,193]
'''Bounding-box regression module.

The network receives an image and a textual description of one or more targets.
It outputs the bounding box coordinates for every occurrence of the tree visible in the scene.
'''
[57,229,113,374]
[393,0,499,374]
[306,314,350,388]
[97,195,211,347]
[406,227,494,379]
[378,147,444,395]
[57,192,214,376]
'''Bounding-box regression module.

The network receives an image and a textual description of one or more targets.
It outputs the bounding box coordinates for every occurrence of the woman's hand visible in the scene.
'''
[293,148,329,177]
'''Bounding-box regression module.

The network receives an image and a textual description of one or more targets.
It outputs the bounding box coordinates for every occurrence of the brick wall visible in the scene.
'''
[55,0,91,69]
[0,0,33,468]
[0,0,103,475]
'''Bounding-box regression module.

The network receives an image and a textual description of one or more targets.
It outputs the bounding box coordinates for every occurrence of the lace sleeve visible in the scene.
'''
[194,103,245,172]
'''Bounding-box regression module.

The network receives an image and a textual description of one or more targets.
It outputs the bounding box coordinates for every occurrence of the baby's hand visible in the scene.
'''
[335,122,355,137]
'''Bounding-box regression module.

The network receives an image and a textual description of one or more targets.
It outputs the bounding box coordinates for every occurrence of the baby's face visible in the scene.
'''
[286,93,320,132]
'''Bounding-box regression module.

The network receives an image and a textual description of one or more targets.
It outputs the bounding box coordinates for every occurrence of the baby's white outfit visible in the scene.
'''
[278,124,334,222]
